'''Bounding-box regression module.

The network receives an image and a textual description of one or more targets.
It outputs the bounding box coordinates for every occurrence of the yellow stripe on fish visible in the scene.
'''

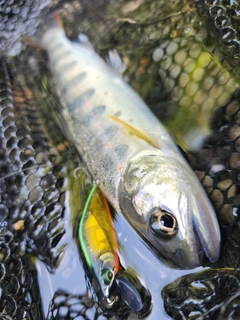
[39,13,221,269]
[110,115,159,149]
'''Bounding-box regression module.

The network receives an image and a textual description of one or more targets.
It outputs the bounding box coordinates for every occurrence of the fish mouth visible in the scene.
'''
[193,226,204,265]
[174,225,204,269]
[192,215,220,266]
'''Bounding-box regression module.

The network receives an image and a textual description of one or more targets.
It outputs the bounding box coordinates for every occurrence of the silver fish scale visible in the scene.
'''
[1,0,240,319]
[45,34,174,213]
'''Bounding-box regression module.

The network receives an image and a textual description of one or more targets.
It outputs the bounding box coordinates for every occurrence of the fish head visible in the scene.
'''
[119,151,221,269]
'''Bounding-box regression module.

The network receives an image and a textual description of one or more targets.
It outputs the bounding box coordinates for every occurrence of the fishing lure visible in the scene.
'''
[78,184,120,302]
[78,183,143,311]
[39,13,221,269]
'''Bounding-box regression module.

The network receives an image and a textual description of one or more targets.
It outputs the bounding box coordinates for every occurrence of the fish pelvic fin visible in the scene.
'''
[107,49,125,74]
[110,115,159,149]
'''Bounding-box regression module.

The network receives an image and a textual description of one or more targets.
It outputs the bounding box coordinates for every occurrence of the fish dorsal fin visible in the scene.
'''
[110,115,159,149]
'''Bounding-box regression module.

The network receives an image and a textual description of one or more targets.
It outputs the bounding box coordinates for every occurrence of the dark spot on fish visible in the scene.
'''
[113,111,121,117]
[80,114,90,126]
[94,137,105,151]
[103,126,119,139]
[129,119,133,122]
[52,60,60,71]
[69,113,78,122]
[50,42,63,53]
[104,92,108,96]
[92,105,106,116]
[114,144,128,159]
[61,72,87,96]
[52,59,78,73]
[103,156,114,171]
[68,89,95,112]
[80,105,106,126]
[53,50,72,62]
[61,60,78,72]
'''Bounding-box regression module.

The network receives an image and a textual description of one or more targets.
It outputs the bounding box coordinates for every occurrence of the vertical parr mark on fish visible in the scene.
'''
[80,105,106,126]
[94,137,105,152]
[52,50,73,62]
[103,156,114,171]
[114,111,121,117]
[103,126,119,140]
[68,89,95,112]
[114,144,129,160]
[49,42,64,52]
[62,72,87,96]
[53,60,78,73]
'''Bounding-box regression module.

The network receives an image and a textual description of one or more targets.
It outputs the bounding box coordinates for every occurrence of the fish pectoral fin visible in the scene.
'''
[110,115,159,148]
[107,49,125,74]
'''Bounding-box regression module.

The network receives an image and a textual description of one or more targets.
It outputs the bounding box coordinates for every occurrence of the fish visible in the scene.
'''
[78,182,144,311]
[38,13,221,269]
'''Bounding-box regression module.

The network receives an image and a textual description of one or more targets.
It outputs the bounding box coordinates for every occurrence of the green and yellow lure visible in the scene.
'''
[78,184,121,302]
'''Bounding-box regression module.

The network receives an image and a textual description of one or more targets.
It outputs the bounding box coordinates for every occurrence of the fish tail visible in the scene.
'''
[29,11,65,50]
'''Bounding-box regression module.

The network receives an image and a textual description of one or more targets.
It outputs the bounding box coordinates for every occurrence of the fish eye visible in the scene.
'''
[101,268,114,285]
[150,210,178,237]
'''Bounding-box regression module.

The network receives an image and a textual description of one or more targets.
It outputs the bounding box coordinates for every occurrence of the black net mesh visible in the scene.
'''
[194,0,240,81]
[46,289,101,320]
[162,94,240,319]
[0,0,51,55]
[0,55,67,269]
[0,254,43,320]
[1,0,240,319]
[162,268,240,320]
[189,93,240,268]
[0,55,66,318]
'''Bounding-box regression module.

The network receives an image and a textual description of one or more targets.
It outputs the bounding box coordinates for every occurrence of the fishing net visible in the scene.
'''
[190,93,240,268]
[1,0,240,319]
[46,289,101,320]
[0,0,52,55]
[0,54,69,318]
[162,94,240,320]
[162,268,240,320]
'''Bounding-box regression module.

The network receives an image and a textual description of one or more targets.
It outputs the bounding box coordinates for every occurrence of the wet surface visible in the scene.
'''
[1,0,240,319]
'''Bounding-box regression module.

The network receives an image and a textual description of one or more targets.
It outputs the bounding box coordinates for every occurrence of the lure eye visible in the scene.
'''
[101,268,114,285]
[150,210,178,237]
